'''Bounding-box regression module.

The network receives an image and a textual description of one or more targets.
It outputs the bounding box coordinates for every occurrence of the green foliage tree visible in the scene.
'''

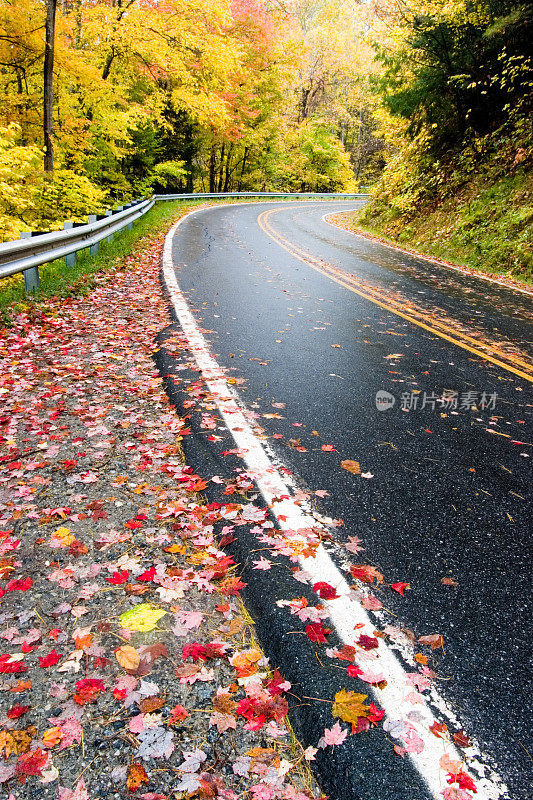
[374,1,533,151]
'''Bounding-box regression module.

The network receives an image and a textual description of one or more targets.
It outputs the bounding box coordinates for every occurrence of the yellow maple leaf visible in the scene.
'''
[119,603,166,632]
[332,689,370,723]
[52,526,75,546]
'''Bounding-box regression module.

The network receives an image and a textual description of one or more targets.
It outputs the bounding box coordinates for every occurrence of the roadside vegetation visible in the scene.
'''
[357,118,533,284]
[356,1,532,284]
[0,0,385,242]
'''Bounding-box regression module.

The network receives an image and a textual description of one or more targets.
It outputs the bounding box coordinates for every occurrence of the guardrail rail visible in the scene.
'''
[0,191,367,292]
[0,197,154,291]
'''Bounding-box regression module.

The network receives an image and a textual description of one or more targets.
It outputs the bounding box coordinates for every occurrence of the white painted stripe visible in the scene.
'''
[162,206,508,800]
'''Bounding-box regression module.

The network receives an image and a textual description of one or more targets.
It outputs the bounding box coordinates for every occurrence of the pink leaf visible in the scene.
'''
[318,720,348,747]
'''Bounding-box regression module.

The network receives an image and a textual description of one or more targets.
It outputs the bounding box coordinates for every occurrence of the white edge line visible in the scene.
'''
[322,211,533,298]
[161,204,508,800]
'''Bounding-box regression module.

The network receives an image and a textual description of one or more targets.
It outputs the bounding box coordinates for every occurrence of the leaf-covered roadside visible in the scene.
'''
[0,226,321,799]
[353,120,533,286]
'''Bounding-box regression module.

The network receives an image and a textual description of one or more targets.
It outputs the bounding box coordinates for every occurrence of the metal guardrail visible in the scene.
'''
[155,191,368,201]
[0,192,367,292]
[0,197,154,291]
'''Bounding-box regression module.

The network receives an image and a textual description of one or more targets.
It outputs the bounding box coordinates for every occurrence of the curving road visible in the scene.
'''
[158,201,533,800]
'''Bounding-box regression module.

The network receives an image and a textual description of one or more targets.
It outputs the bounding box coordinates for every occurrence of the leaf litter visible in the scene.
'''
[0,226,322,799]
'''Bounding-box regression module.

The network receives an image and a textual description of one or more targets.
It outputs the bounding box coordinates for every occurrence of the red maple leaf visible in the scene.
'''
[6,576,33,592]
[351,717,371,734]
[347,664,363,677]
[453,730,471,748]
[335,645,357,661]
[211,555,235,578]
[357,635,379,650]
[203,642,226,659]
[350,564,383,584]
[38,649,62,668]
[106,570,129,584]
[236,698,253,718]
[243,713,266,731]
[125,519,143,529]
[305,623,331,643]
[390,582,410,596]
[447,771,477,792]
[168,705,189,724]
[220,577,246,595]
[313,581,339,600]
[367,703,384,724]
[137,566,156,581]
[0,654,27,674]
[15,748,48,782]
[182,643,207,661]
[267,669,288,696]
[6,704,30,718]
[74,678,105,704]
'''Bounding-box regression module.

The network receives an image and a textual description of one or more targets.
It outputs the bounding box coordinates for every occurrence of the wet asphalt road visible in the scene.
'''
[160,201,533,799]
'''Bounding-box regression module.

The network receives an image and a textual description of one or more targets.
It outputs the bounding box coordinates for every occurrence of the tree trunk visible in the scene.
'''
[43,0,57,173]
[102,49,115,80]
[209,145,216,192]
[223,143,233,192]
[217,143,225,192]
[237,146,248,190]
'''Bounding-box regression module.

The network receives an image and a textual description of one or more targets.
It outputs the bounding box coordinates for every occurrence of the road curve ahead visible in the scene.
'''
[159,201,533,800]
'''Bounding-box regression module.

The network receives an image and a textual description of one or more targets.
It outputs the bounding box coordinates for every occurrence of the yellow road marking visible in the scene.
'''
[257,208,533,384]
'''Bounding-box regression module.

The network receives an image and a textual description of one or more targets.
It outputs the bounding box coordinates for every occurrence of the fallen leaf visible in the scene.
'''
[318,720,348,747]
[140,696,165,713]
[341,459,361,475]
[430,721,448,738]
[419,634,444,650]
[390,582,410,596]
[312,581,339,600]
[127,763,149,792]
[453,730,471,748]
[38,649,62,668]
[350,564,384,584]
[42,726,63,749]
[332,689,370,723]
[0,728,35,758]
[119,604,167,632]
[305,623,331,643]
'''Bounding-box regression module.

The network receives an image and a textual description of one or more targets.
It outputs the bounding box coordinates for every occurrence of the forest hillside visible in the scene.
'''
[356,0,532,283]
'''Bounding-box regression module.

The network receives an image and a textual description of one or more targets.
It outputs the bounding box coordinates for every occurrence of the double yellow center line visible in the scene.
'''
[257,209,533,384]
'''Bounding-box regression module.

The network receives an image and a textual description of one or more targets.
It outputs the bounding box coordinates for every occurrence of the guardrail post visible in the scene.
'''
[125,204,133,230]
[105,210,114,242]
[20,232,39,292]
[63,222,76,266]
[88,215,99,255]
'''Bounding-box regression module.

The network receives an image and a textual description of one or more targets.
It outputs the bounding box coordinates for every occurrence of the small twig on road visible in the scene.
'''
[302,696,333,703]
[518,741,533,763]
